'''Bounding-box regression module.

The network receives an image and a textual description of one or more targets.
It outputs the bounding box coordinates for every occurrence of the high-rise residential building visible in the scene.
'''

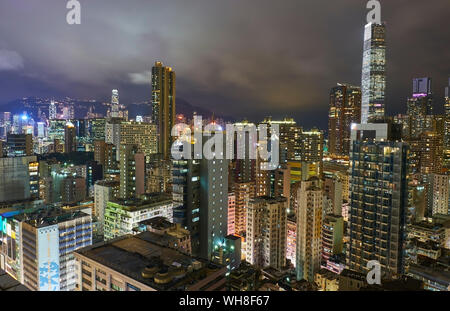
[106,120,157,162]
[232,182,255,237]
[151,61,176,160]
[104,193,173,241]
[227,192,236,236]
[6,133,32,157]
[246,197,287,271]
[444,78,450,168]
[426,174,449,216]
[172,158,201,254]
[119,121,157,162]
[296,177,324,282]
[415,131,443,175]
[328,84,362,157]
[94,140,117,175]
[361,22,386,123]
[5,207,92,291]
[407,78,434,138]
[261,117,298,161]
[49,101,57,120]
[0,156,37,202]
[297,128,324,164]
[286,216,297,268]
[94,180,119,237]
[323,173,343,216]
[348,129,409,277]
[64,122,77,153]
[119,145,145,199]
[322,214,344,264]
[88,118,106,141]
[110,89,120,118]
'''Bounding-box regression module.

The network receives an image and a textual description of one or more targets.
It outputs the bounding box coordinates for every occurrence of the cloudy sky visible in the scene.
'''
[0,0,448,129]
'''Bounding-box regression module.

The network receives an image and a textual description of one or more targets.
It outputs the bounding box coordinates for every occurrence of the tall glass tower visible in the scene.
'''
[361,22,386,124]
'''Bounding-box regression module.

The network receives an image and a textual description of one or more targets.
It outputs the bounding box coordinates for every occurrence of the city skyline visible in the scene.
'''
[0,1,449,130]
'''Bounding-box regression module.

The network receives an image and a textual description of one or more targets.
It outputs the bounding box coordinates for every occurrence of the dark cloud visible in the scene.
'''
[0,0,448,129]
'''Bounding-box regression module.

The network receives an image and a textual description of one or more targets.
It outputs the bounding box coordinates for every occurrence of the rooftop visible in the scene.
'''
[75,232,224,291]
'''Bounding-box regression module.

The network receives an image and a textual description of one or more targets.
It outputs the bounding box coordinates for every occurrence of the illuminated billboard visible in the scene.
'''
[37,225,60,291]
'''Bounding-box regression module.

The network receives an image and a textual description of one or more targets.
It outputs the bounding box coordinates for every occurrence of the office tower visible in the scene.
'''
[444,78,450,168]
[88,118,106,141]
[0,156,37,202]
[94,140,117,176]
[323,173,343,216]
[9,208,92,291]
[151,61,176,159]
[61,176,86,204]
[119,145,145,199]
[62,106,74,120]
[119,121,157,161]
[328,84,362,157]
[246,197,287,270]
[74,232,227,291]
[64,122,77,153]
[296,177,324,282]
[361,22,387,123]
[49,101,57,120]
[110,89,120,118]
[426,174,449,216]
[322,214,344,264]
[94,180,119,237]
[407,78,434,138]
[348,133,409,276]
[104,193,173,240]
[6,133,32,157]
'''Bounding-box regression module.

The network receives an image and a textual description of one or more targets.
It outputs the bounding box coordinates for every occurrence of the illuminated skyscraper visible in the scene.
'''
[246,197,287,270]
[444,78,450,168]
[49,101,57,120]
[407,78,433,138]
[361,22,386,124]
[64,122,77,153]
[110,89,120,118]
[328,84,361,157]
[151,61,176,160]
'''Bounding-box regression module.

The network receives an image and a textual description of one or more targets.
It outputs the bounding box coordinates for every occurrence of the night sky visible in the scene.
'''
[0,0,449,129]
